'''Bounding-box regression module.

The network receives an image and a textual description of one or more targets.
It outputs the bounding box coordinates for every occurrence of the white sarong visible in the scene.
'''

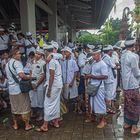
[90,87,106,114]
[44,87,62,121]
[29,83,45,108]
[63,80,78,100]
[104,83,114,100]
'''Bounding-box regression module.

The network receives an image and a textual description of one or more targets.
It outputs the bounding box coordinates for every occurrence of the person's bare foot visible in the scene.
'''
[12,124,18,130]
[36,126,48,132]
[131,127,140,134]
[123,123,131,129]
[97,121,107,129]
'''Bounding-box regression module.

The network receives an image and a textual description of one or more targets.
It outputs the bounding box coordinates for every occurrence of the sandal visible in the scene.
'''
[25,125,32,131]
[85,119,92,123]
[35,126,48,132]
[53,123,60,128]
[107,108,115,114]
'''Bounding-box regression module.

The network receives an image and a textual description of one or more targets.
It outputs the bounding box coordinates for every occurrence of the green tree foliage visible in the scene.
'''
[77,18,121,45]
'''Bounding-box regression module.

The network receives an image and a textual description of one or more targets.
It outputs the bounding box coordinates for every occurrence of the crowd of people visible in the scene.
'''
[0,25,140,135]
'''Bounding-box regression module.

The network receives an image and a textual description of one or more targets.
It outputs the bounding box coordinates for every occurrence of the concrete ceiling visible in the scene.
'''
[0,0,116,31]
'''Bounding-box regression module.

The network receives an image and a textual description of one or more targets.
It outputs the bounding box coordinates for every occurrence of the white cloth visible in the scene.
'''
[63,80,78,99]
[25,38,36,55]
[44,87,62,121]
[111,52,119,99]
[121,50,140,90]
[90,60,108,114]
[78,51,87,75]
[112,51,119,64]
[90,60,108,86]
[104,83,114,100]
[83,62,92,75]
[90,87,106,114]
[102,54,116,84]
[16,38,25,53]
[29,83,45,108]
[61,58,79,84]
[0,35,9,51]
[45,59,63,88]
[31,59,45,83]
[5,58,24,95]
[61,58,79,99]
[29,58,45,108]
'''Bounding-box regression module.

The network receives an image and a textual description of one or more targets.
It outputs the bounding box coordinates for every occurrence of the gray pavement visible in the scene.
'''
[1,94,140,140]
[0,111,116,140]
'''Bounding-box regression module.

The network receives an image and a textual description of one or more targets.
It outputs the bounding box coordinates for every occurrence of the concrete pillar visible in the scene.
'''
[68,16,76,42]
[72,29,76,42]
[48,0,58,41]
[19,0,36,35]
[68,28,76,42]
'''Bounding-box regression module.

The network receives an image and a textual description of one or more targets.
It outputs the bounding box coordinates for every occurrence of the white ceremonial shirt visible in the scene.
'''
[0,35,9,51]
[25,38,36,55]
[61,58,79,84]
[90,60,108,87]
[102,54,116,84]
[121,50,140,90]
[45,59,63,88]
[16,38,26,53]
[5,58,24,95]
[78,51,87,75]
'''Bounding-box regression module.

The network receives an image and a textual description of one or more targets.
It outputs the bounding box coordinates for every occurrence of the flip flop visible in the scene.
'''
[123,124,131,129]
[25,125,32,131]
[53,124,60,128]
[35,127,48,132]
[107,109,116,114]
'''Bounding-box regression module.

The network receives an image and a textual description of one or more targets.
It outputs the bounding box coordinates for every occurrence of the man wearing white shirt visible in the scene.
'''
[121,38,140,134]
[77,44,93,112]
[0,27,9,54]
[25,32,37,56]
[102,45,116,114]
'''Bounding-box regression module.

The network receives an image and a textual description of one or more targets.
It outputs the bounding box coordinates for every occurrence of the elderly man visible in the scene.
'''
[121,38,140,134]
[29,48,45,121]
[25,32,37,56]
[86,47,108,128]
[37,43,63,131]
[102,45,116,114]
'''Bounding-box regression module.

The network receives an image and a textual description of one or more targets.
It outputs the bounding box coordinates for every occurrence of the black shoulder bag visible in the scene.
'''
[8,61,32,93]
[86,62,102,97]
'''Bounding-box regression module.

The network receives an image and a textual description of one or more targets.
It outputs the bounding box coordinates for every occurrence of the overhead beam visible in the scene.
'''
[35,0,53,15]
[68,0,91,9]
[74,17,92,21]
[97,0,104,25]
[69,8,91,13]
[12,0,20,13]
[0,5,9,20]
[72,13,91,17]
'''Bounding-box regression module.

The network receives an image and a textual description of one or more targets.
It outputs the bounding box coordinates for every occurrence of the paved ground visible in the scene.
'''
[0,94,140,140]
[0,109,116,140]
